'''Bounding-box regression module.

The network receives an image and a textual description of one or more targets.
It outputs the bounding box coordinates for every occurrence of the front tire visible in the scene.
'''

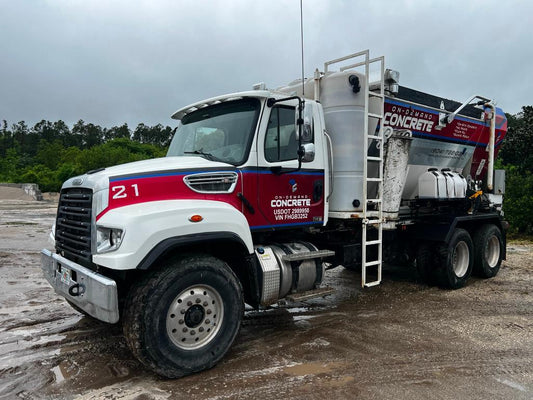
[473,224,503,278]
[122,254,243,378]
[436,228,473,289]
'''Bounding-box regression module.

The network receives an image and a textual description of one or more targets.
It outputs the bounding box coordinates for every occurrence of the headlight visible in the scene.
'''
[96,227,124,253]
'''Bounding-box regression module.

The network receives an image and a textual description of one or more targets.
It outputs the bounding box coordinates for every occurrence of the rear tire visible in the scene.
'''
[436,229,473,289]
[473,224,503,278]
[122,254,243,378]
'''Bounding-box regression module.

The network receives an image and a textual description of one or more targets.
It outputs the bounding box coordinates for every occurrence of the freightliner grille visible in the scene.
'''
[55,188,93,266]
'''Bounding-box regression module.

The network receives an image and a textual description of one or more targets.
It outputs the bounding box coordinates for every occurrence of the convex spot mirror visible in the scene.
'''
[299,143,315,163]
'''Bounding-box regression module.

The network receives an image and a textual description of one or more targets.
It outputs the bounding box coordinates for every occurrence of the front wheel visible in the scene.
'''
[436,228,474,289]
[473,224,503,278]
[122,254,244,378]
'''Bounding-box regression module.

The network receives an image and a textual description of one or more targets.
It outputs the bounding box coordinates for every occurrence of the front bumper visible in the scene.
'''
[40,249,119,323]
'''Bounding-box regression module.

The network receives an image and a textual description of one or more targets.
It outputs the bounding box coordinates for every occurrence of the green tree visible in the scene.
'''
[499,106,533,173]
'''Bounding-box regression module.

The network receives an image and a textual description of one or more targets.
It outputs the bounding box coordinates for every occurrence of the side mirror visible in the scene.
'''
[295,102,314,143]
[299,143,315,163]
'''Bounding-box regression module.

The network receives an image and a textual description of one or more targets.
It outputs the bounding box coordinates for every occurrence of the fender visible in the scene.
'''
[406,213,506,258]
[136,231,250,270]
[92,199,254,270]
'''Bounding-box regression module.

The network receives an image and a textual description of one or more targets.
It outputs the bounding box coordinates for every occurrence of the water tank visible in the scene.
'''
[418,168,447,199]
[320,72,375,212]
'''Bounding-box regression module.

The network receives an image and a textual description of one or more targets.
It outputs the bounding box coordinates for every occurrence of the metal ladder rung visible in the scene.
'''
[364,280,381,288]
[364,219,382,225]
[365,240,381,246]
[368,136,384,141]
[366,178,382,182]
[368,112,383,119]
[366,198,382,202]
[367,156,382,162]
[364,260,381,267]
[369,92,384,98]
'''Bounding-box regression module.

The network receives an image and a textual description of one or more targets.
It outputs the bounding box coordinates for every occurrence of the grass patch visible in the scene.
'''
[507,232,533,244]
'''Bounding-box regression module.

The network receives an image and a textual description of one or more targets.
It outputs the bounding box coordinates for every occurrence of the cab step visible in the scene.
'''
[286,286,335,302]
[281,250,335,262]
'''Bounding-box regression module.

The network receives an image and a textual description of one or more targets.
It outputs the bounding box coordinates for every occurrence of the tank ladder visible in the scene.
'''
[362,53,385,287]
[356,52,386,287]
[324,50,385,287]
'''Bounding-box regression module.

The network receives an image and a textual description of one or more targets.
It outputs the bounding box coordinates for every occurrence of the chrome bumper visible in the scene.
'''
[40,249,119,323]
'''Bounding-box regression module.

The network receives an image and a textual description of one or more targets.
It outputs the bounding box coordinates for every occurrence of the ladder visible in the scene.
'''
[361,53,385,287]
[324,50,385,288]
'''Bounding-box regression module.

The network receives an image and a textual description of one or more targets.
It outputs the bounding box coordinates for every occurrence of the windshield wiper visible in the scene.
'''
[184,150,224,163]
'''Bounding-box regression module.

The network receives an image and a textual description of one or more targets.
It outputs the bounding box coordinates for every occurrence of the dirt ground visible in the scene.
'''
[1,197,532,400]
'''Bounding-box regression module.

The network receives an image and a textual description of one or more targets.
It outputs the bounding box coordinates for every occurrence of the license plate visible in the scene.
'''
[60,266,72,285]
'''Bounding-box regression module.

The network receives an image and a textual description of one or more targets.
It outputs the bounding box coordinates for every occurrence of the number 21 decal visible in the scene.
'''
[112,184,140,199]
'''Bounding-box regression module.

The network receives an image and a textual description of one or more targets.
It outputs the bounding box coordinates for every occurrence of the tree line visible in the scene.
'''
[1,107,532,234]
[497,106,533,235]
[0,120,173,193]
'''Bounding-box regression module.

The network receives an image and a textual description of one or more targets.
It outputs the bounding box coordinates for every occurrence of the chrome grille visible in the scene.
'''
[184,172,238,193]
[55,188,93,265]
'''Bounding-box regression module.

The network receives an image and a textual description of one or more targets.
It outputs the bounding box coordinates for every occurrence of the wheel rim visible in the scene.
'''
[166,284,224,350]
[485,235,500,268]
[453,241,470,278]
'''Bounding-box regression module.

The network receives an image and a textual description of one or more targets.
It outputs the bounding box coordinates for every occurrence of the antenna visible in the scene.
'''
[300,0,305,96]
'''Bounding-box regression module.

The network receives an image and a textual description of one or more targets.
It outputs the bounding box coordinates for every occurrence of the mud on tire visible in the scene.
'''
[473,224,503,278]
[122,254,244,378]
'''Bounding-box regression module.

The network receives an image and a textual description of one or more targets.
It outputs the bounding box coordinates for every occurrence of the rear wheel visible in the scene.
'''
[473,224,503,278]
[122,254,243,378]
[436,228,473,289]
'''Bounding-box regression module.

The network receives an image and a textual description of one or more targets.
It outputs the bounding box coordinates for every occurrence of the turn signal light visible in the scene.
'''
[189,215,203,223]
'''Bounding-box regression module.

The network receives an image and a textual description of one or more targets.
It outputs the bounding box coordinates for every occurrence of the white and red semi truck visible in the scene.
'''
[41,50,508,377]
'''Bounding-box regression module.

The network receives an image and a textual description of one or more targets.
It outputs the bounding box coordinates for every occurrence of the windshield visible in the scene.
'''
[167,98,261,165]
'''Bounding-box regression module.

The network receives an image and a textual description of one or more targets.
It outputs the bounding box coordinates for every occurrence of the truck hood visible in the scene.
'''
[62,156,235,193]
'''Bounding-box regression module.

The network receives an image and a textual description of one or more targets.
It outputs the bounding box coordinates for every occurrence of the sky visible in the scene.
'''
[1,0,532,129]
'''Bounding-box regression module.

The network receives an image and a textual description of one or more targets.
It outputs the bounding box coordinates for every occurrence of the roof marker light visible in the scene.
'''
[189,215,203,223]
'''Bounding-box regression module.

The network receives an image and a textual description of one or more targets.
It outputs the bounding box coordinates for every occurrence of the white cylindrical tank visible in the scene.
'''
[320,72,367,212]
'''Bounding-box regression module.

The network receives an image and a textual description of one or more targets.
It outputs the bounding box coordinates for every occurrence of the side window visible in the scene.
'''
[265,106,297,162]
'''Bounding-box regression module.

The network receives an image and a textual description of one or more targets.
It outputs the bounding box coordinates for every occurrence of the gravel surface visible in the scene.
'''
[0,199,532,399]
